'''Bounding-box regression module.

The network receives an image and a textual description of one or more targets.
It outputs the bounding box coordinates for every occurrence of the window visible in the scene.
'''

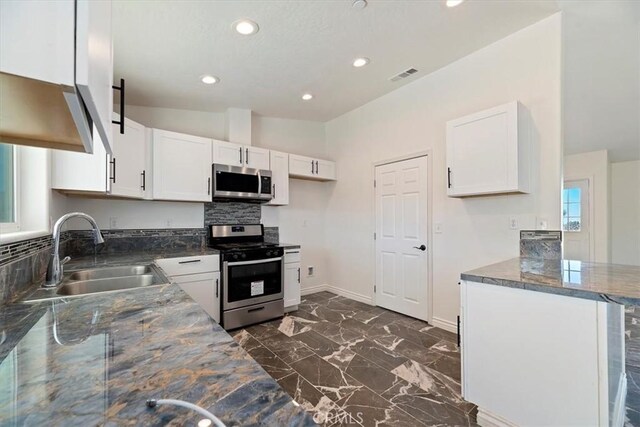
[0,143,18,231]
[562,187,581,232]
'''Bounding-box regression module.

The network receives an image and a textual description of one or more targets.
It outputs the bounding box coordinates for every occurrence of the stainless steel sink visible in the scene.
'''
[57,275,156,296]
[67,265,153,281]
[20,263,169,303]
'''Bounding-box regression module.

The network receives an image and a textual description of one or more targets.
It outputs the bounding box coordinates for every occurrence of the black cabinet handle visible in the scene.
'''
[215,278,219,298]
[112,78,125,135]
[457,315,461,347]
[207,177,211,195]
[109,158,116,183]
[311,160,314,174]
[297,267,300,283]
[245,148,249,165]
[315,160,319,175]
[178,259,201,264]
[248,306,265,313]
[273,184,276,198]
[447,167,452,189]
[239,147,243,164]
[141,170,146,190]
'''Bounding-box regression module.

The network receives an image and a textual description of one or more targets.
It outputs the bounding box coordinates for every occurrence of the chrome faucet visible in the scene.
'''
[44,212,104,288]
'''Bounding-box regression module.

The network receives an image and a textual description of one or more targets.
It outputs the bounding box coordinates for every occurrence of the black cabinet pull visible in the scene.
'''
[248,306,265,313]
[273,184,276,198]
[447,167,452,189]
[245,148,249,164]
[239,147,243,164]
[297,267,300,283]
[215,278,219,298]
[311,160,314,174]
[109,158,116,183]
[141,170,146,190]
[457,315,461,347]
[207,177,211,195]
[315,160,319,175]
[178,259,201,264]
[112,78,125,135]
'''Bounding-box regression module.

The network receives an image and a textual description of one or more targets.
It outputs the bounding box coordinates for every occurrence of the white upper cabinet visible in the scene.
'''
[446,101,529,197]
[152,129,212,202]
[212,139,243,167]
[267,151,290,206]
[212,139,270,170]
[0,0,114,155]
[246,146,270,170]
[75,0,114,154]
[109,115,146,199]
[51,115,146,200]
[289,154,336,181]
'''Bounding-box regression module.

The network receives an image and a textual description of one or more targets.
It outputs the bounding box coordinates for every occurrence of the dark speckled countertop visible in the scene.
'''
[461,257,640,305]
[0,250,315,426]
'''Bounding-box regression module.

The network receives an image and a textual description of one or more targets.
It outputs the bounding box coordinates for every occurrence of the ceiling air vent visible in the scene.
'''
[389,68,418,82]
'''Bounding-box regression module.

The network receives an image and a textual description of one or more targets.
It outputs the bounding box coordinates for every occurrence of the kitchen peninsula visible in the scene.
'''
[460,257,639,427]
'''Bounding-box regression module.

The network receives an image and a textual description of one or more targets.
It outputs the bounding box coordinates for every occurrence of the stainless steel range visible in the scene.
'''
[208,224,284,330]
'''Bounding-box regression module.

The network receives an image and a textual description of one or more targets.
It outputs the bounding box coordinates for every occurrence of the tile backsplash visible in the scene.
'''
[519,230,562,260]
[204,200,261,225]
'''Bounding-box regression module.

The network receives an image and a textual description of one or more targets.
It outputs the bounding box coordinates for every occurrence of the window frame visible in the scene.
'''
[562,187,582,233]
[0,145,20,233]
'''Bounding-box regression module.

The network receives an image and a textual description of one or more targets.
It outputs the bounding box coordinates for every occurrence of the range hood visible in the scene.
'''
[0,72,93,153]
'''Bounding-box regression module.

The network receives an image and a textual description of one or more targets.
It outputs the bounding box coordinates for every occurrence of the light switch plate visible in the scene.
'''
[434,223,443,234]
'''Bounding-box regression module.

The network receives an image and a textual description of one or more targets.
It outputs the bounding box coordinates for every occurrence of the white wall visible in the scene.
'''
[611,160,640,266]
[255,115,330,290]
[563,149,610,262]
[123,105,227,140]
[324,14,563,328]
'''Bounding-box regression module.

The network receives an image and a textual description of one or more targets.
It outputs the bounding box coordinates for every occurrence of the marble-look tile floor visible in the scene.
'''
[230,292,477,426]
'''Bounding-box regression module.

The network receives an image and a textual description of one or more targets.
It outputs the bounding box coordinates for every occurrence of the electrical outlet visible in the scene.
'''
[536,217,548,230]
[509,217,518,230]
[307,266,314,277]
[166,219,173,227]
[109,217,118,229]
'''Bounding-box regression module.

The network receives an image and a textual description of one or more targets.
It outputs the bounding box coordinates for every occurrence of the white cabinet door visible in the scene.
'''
[51,124,109,193]
[267,150,289,206]
[0,0,74,85]
[245,146,270,170]
[173,272,220,323]
[316,159,336,181]
[152,129,212,202]
[212,139,243,167]
[75,0,113,155]
[284,262,301,309]
[110,115,145,199]
[446,101,529,197]
[289,154,315,179]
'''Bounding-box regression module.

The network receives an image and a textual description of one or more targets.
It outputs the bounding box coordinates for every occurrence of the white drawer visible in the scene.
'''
[284,249,301,264]
[155,254,219,276]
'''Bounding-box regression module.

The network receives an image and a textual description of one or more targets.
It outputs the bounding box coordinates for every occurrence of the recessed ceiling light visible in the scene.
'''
[234,19,259,35]
[353,57,370,68]
[197,420,212,427]
[446,0,465,7]
[352,0,367,9]
[200,75,219,85]
[302,93,313,101]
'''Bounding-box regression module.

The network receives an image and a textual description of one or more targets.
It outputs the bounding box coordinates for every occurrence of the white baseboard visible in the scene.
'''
[477,407,518,427]
[431,316,457,334]
[612,373,627,427]
[300,284,374,305]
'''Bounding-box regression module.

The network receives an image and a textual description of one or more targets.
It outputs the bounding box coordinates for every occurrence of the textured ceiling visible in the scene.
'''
[560,0,640,162]
[113,0,559,122]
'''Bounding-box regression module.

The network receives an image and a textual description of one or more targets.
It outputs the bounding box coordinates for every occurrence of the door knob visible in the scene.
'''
[413,244,426,251]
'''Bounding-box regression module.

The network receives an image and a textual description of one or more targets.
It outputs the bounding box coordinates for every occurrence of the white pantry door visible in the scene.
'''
[563,179,591,261]
[375,156,429,320]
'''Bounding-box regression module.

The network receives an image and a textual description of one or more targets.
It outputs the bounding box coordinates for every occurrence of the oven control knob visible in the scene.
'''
[241,253,247,259]
[232,254,239,260]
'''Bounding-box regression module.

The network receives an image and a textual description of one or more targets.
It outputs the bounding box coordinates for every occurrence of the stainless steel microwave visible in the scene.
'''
[212,164,273,202]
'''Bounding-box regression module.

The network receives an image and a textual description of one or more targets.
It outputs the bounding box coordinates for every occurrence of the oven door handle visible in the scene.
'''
[226,257,283,267]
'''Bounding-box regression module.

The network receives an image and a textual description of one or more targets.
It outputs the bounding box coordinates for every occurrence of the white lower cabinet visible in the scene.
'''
[155,255,220,323]
[461,280,625,427]
[289,153,336,181]
[284,249,301,310]
[267,150,289,206]
[152,129,212,202]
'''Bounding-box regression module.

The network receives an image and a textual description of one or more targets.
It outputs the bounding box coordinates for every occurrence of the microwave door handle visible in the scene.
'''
[258,169,262,195]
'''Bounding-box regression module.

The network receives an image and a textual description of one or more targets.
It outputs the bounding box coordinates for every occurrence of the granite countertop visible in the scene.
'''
[0,250,315,426]
[461,257,640,305]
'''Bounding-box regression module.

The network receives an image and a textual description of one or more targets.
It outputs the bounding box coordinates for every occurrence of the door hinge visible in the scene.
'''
[373,232,376,240]
[374,285,376,293]
[374,179,376,188]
